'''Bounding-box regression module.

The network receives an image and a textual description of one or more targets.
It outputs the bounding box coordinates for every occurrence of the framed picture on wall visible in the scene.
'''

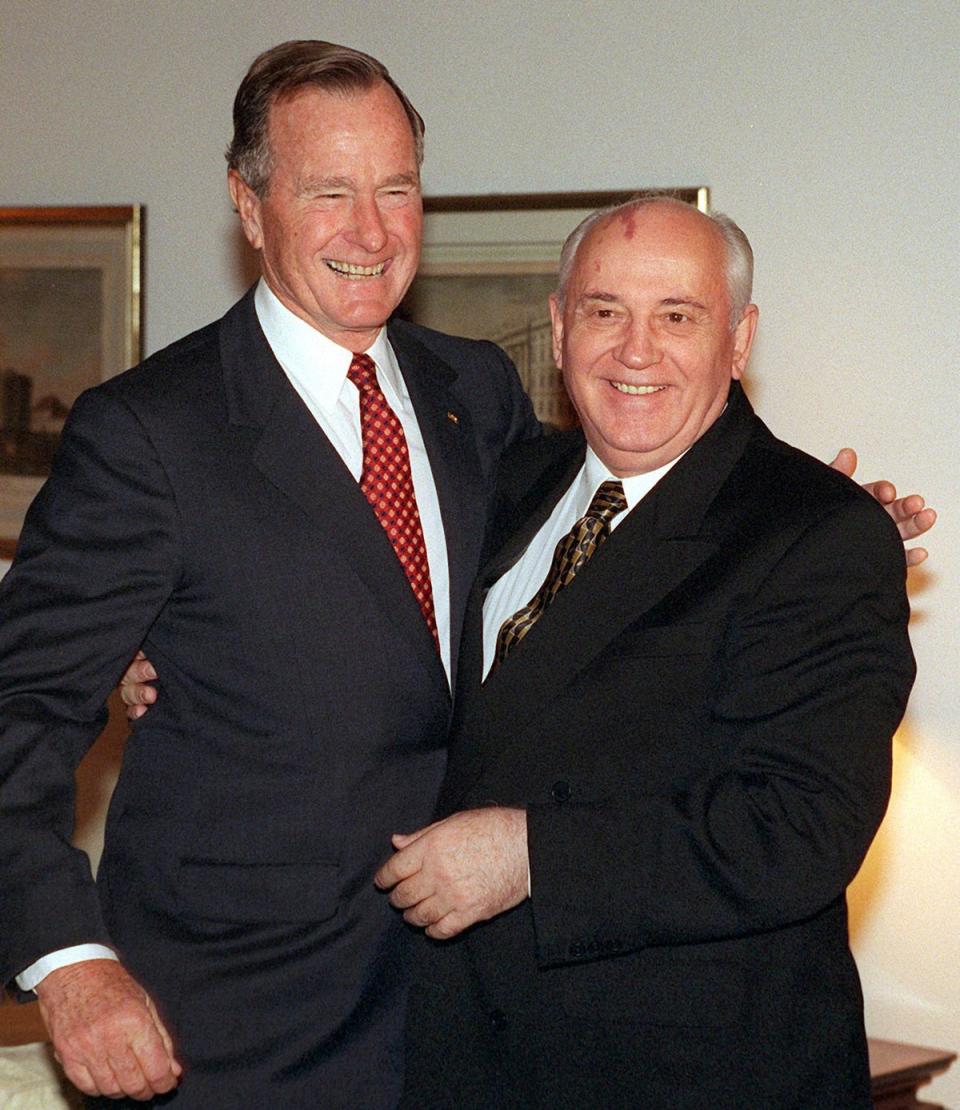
[0,205,142,557]
[400,188,708,429]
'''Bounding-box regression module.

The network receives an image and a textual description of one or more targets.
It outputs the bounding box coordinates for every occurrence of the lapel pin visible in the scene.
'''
[446,410,460,425]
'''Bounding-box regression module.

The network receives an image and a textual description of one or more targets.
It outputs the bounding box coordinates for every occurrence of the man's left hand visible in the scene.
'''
[374,807,528,940]
[829,448,937,567]
[119,650,158,720]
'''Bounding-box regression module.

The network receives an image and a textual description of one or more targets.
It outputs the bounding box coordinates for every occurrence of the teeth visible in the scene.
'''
[611,382,665,395]
[325,260,386,278]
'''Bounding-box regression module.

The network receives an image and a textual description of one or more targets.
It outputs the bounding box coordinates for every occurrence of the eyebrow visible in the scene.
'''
[661,296,708,311]
[381,173,420,188]
[298,175,354,191]
[298,172,420,192]
[577,292,709,311]
[578,291,620,303]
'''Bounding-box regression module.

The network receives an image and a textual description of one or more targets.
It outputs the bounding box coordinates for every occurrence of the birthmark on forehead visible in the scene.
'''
[617,209,637,240]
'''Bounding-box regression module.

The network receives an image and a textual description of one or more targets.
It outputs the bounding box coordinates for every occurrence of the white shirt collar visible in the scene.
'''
[582,445,683,512]
[254,279,408,414]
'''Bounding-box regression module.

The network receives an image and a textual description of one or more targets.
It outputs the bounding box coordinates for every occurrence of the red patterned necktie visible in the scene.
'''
[347,353,438,648]
[493,479,627,667]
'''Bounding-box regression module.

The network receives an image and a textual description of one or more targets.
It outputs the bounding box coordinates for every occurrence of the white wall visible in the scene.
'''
[2,1,958,1100]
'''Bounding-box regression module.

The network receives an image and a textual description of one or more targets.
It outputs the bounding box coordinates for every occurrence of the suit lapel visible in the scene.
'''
[441,434,587,797]
[481,439,587,590]
[458,385,760,790]
[217,292,447,694]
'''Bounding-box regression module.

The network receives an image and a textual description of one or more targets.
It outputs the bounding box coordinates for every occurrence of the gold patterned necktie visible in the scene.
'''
[493,478,627,667]
[347,353,438,649]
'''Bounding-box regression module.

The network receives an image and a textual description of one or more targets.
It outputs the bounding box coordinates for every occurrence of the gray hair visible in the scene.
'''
[555,194,754,330]
[226,40,425,197]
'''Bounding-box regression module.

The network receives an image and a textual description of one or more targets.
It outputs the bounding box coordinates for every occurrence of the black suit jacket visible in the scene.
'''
[0,289,538,1108]
[404,383,915,1109]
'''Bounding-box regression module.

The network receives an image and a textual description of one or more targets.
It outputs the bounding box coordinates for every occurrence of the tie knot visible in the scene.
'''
[347,352,378,391]
[585,479,627,527]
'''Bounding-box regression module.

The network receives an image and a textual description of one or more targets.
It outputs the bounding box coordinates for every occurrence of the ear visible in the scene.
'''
[228,170,264,251]
[730,304,758,380]
[548,293,564,368]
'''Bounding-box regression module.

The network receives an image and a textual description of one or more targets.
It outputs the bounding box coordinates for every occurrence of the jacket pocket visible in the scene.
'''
[176,859,340,925]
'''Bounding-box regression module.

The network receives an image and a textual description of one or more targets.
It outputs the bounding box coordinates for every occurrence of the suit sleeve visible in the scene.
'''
[525,496,915,966]
[0,385,181,983]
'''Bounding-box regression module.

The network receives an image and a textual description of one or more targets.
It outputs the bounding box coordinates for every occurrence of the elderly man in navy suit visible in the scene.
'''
[0,40,537,1108]
[378,197,922,1108]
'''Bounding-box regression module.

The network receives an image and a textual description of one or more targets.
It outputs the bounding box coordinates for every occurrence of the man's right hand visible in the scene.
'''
[120,650,158,720]
[35,959,181,1100]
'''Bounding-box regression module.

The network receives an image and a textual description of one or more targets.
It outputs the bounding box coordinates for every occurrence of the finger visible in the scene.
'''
[56,1031,142,1100]
[119,680,157,707]
[403,894,449,929]
[906,546,928,568]
[388,874,434,910]
[105,1046,155,1099]
[374,849,422,890]
[828,447,857,478]
[121,654,158,685]
[120,680,158,707]
[127,702,148,720]
[885,493,925,526]
[391,819,442,849]
[132,1003,181,1091]
[899,505,936,540]
[145,999,183,1078]
[124,1043,177,1097]
[80,1052,129,1099]
[51,1033,113,1097]
[89,998,181,1099]
[58,1059,100,1097]
[425,911,469,941]
[860,479,896,505]
[890,493,925,518]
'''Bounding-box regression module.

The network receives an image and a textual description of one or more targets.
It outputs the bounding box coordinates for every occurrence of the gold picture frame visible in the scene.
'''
[0,205,142,556]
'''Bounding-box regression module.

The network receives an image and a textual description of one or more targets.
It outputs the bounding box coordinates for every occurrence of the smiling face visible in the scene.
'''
[229,80,422,350]
[550,202,758,476]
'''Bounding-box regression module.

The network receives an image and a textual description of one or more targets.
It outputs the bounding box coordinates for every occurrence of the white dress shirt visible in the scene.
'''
[17,280,452,991]
[481,446,682,680]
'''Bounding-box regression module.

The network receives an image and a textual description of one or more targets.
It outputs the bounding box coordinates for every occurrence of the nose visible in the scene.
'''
[615,319,660,370]
[346,196,388,254]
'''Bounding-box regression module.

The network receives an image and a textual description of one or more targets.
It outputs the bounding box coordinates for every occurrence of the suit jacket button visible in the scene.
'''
[489,1009,508,1033]
[551,780,571,802]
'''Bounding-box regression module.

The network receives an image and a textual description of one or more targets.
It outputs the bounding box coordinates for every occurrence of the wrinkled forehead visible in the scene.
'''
[267,80,415,145]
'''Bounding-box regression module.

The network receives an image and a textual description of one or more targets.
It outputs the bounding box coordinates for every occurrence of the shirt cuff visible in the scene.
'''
[16,944,118,992]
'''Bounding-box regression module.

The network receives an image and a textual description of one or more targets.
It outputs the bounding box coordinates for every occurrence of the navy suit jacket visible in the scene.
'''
[0,288,537,1108]
[403,382,914,1109]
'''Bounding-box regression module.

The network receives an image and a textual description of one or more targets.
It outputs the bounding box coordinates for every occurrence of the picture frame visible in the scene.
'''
[401,188,708,428]
[0,205,142,557]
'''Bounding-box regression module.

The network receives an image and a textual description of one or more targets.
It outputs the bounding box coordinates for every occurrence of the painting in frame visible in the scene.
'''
[0,205,142,557]
[400,188,708,429]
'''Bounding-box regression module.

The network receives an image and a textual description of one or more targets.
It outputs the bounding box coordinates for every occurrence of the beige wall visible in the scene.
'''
[2,1,958,1101]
